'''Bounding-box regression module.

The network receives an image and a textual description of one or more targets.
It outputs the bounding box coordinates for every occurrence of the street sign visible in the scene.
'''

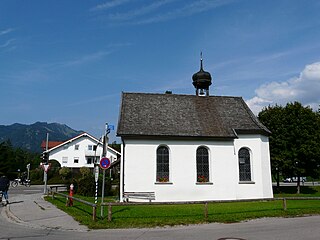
[41,163,51,173]
[100,157,111,169]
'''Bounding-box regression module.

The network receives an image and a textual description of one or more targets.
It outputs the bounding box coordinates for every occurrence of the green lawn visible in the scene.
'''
[46,186,320,229]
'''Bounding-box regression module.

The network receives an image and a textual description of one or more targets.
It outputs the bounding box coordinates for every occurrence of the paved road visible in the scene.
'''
[1,185,320,240]
[1,213,320,240]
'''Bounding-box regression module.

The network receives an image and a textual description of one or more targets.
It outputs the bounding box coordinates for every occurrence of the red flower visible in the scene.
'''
[197,175,208,182]
[157,176,169,182]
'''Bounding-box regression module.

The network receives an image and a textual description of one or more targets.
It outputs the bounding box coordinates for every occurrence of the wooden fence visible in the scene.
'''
[101,197,320,222]
[51,191,97,221]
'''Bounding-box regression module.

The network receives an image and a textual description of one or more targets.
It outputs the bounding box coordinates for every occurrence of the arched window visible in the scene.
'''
[196,147,209,182]
[238,148,251,181]
[156,146,169,182]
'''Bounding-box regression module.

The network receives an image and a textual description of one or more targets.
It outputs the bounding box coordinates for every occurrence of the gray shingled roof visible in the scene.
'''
[117,93,270,139]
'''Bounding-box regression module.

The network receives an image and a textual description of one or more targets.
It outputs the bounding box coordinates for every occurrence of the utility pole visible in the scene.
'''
[44,133,49,194]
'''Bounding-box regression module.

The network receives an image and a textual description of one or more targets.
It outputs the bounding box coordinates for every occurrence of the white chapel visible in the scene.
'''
[117,58,273,202]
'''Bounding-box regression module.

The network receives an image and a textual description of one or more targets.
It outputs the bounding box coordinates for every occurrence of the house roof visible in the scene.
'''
[44,132,121,155]
[41,141,64,150]
[117,92,270,139]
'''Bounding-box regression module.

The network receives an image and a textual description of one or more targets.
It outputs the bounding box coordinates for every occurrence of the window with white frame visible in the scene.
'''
[238,148,251,181]
[74,157,79,164]
[88,145,93,151]
[75,144,79,150]
[62,157,68,164]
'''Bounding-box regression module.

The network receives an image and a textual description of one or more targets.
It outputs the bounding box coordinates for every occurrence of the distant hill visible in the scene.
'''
[0,122,83,153]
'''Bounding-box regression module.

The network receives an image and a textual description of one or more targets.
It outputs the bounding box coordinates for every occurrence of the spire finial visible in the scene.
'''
[200,52,203,70]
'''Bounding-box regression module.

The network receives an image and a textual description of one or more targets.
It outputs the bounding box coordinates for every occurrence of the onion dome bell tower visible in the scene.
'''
[192,53,212,96]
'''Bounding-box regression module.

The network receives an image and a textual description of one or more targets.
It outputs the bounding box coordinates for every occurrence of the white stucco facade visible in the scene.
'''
[47,133,120,169]
[120,134,273,202]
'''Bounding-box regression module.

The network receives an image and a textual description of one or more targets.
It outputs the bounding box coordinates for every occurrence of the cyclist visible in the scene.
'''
[0,175,10,205]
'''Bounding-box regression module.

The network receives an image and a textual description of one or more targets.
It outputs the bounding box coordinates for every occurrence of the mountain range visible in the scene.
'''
[0,122,83,153]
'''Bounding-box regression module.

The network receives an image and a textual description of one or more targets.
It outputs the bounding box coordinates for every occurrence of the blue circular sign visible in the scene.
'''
[100,157,111,169]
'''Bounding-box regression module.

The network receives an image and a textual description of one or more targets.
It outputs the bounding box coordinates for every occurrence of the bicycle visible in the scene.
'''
[10,178,31,187]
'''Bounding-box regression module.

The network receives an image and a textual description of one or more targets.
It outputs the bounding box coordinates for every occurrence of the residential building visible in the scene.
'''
[44,132,120,169]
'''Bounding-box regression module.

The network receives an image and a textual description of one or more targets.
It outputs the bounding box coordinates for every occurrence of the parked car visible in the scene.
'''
[292,177,306,183]
[283,178,292,183]
[283,177,306,183]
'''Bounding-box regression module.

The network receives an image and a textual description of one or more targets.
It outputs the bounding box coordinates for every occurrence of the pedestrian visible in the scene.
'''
[0,175,10,205]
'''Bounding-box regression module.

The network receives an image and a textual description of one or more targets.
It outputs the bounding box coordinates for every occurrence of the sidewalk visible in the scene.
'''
[1,192,88,232]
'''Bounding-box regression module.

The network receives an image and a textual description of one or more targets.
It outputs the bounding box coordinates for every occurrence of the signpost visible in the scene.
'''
[43,133,49,194]
[94,165,99,204]
[95,165,99,182]
[100,123,114,218]
[26,163,30,180]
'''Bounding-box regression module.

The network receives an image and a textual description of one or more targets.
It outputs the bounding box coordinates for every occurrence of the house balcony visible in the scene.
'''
[85,150,102,157]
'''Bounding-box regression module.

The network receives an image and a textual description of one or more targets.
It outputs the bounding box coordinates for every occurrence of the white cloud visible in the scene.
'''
[135,0,235,25]
[0,28,14,36]
[91,0,131,11]
[0,39,15,48]
[108,0,174,21]
[0,29,16,52]
[95,0,235,25]
[246,62,320,114]
[63,51,111,66]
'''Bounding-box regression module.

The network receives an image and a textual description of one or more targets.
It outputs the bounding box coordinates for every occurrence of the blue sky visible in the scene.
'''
[1,0,320,142]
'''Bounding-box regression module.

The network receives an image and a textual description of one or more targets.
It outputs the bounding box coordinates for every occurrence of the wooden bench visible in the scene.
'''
[123,192,155,202]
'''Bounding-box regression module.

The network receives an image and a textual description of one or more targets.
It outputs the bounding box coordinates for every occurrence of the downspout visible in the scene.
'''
[120,138,125,202]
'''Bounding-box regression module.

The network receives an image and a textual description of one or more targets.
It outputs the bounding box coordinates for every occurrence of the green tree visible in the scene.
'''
[109,142,121,153]
[258,105,286,189]
[0,140,41,179]
[259,102,320,193]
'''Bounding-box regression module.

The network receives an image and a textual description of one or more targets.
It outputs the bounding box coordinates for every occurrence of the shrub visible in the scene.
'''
[79,166,91,177]
[59,167,71,181]
[76,174,113,197]
[76,174,95,196]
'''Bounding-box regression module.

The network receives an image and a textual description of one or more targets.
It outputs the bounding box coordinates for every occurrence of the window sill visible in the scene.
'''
[238,181,255,184]
[196,182,213,185]
[155,182,173,185]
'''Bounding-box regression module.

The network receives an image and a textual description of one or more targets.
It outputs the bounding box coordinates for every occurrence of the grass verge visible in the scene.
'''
[46,186,320,229]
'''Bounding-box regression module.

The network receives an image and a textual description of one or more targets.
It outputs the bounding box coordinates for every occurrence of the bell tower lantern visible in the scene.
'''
[192,53,212,96]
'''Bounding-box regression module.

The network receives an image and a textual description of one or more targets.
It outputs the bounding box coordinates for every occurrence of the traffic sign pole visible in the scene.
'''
[26,163,30,180]
[94,165,99,204]
[101,123,107,218]
[44,133,49,195]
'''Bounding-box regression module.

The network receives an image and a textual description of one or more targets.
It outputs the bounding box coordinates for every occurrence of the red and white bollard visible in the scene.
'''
[67,184,74,207]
